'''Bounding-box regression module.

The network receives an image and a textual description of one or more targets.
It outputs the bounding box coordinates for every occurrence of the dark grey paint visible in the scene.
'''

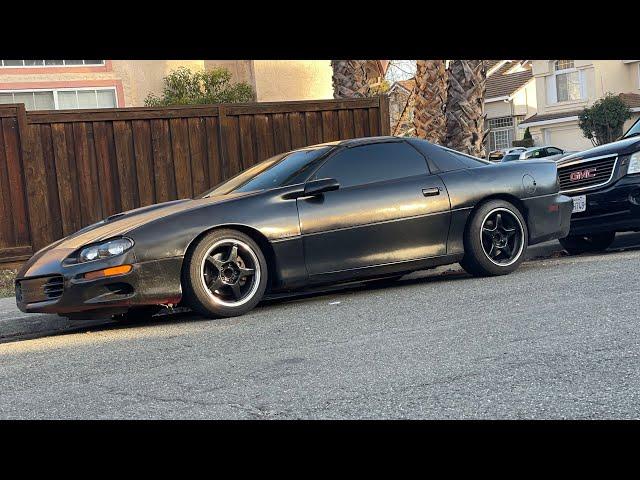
[16,137,573,316]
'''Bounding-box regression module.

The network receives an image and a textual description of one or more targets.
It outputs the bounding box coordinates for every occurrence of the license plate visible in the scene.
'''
[572,194,586,213]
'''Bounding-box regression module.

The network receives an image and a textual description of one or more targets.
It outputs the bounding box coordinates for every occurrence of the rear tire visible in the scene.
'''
[559,232,615,255]
[460,200,528,277]
[182,229,268,318]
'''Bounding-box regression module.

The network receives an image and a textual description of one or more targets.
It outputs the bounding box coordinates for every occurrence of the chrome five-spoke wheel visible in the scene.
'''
[480,208,525,266]
[460,200,529,277]
[183,229,268,318]
[201,239,261,307]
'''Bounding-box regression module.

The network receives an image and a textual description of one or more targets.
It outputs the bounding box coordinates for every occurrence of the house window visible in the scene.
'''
[553,60,581,102]
[0,60,105,67]
[487,116,514,151]
[487,117,514,129]
[0,88,117,110]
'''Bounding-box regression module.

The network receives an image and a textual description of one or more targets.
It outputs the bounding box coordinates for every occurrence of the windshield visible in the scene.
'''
[200,146,333,197]
[501,153,522,162]
[623,118,640,139]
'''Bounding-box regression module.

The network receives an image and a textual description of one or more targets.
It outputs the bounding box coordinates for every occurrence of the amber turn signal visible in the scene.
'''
[84,265,133,280]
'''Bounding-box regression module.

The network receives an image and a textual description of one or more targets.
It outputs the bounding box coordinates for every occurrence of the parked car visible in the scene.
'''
[488,147,526,162]
[556,118,640,254]
[15,136,572,320]
[501,146,573,163]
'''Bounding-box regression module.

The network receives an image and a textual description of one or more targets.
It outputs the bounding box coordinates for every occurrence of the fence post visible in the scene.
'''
[378,94,391,136]
[217,104,229,179]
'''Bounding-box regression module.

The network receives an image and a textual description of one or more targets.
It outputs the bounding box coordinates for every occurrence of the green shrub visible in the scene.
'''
[579,94,631,146]
[145,67,254,107]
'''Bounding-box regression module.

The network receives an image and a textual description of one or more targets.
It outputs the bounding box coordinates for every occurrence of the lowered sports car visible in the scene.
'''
[16,136,573,319]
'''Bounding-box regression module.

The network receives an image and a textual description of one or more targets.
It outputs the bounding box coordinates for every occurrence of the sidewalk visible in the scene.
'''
[0,297,114,343]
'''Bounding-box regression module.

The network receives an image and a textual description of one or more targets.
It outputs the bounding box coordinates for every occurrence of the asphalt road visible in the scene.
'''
[1,235,640,419]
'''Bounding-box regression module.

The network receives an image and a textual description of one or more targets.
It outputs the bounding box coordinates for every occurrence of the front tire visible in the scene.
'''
[559,232,615,255]
[460,200,528,277]
[182,229,268,318]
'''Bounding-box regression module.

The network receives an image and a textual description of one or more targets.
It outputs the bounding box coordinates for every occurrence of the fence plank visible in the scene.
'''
[50,123,81,236]
[93,121,121,216]
[151,119,176,203]
[288,112,307,149]
[338,109,355,139]
[0,122,15,248]
[188,117,209,197]
[169,118,193,199]
[132,120,156,206]
[204,117,222,188]
[1,116,30,245]
[272,113,292,154]
[221,114,242,177]
[321,110,339,142]
[22,123,52,250]
[39,124,63,240]
[238,115,256,169]
[304,111,323,145]
[254,114,275,162]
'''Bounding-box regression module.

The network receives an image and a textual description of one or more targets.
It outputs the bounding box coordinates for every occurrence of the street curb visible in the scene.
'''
[0,297,114,344]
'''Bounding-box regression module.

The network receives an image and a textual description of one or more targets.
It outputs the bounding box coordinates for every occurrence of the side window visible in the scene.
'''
[547,147,562,155]
[422,144,489,172]
[312,142,428,188]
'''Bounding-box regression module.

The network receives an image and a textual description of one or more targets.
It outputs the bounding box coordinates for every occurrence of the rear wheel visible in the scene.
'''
[182,229,268,318]
[460,200,528,277]
[559,232,615,255]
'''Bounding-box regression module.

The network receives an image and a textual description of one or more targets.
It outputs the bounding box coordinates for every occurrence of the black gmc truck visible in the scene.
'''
[556,118,640,254]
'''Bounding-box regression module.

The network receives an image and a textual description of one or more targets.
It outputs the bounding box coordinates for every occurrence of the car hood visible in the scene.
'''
[17,191,255,277]
[558,137,640,165]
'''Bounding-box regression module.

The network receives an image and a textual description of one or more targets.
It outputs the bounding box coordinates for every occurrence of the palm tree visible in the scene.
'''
[444,60,487,157]
[412,60,447,143]
[331,60,382,99]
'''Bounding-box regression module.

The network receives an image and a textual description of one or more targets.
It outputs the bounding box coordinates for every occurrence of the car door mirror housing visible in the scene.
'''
[304,178,340,197]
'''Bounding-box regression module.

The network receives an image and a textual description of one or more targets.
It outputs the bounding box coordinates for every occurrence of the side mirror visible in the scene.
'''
[304,178,340,197]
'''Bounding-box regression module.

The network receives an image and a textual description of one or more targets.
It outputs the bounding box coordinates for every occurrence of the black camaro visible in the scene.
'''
[556,118,640,254]
[16,136,572,319]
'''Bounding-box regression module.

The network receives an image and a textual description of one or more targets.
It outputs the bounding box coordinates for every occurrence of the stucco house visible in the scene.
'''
[484,60,537,152]
[518,60,640,151]
[0,60,345,110]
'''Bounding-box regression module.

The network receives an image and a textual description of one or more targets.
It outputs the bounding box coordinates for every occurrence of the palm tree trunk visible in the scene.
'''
[331,60,381,99]
[445,60,487,157]
[412,60,447,143]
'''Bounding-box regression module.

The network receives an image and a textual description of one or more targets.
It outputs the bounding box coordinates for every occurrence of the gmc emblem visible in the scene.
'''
[570,168,597,181]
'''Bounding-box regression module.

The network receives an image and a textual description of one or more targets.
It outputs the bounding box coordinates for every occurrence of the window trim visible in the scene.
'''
[0,60,105,68]
[0,86,119,110]
[0,60,111,74]
[546,60,585,105]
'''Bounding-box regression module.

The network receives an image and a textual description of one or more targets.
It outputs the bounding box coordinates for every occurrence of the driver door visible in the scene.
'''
[297,141,451,276]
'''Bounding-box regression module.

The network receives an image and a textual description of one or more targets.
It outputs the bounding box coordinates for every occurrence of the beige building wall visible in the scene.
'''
[252,60,333,102]
[112,60,205,106]
[524,61,640,151]
[531,60,640,116]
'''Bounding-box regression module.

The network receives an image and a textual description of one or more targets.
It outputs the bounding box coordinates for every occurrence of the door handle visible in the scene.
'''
[422,187,440,197]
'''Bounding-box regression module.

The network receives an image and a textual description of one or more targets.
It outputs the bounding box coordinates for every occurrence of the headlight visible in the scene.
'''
[628,151,640,175]
[78,238,134,263]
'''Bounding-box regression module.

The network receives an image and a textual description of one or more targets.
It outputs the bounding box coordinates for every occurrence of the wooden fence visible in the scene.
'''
[0,96,390,266]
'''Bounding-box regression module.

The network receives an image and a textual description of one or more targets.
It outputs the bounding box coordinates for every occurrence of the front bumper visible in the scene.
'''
[564,175,640,236]
[15,255,184,316]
